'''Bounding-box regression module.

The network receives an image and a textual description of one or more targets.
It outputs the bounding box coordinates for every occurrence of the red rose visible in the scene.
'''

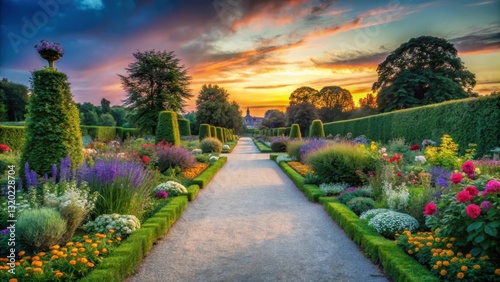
[465,186,478,197]
[450,173,463,184]
[410,144,420,151]
[397,172,402,177]
[462,160,474,175]
[456,190,472,203]
[141,155,150,164]
[0,144,11,153]
[465,204,481,219]
[424,202,436,215]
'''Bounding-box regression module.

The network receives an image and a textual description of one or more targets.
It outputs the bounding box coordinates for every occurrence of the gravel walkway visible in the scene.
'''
[127,137,388,282]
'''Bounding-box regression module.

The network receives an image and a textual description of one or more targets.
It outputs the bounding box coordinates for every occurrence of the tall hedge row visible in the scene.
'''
[216,127,225,143]
[81,126,116,142]
[210,126,216,139]
[199,124,211,141]
[323,96,500,157]
[290,124,302,139]
[178,118,191,136]
[0,126,25,152]
[155,111,180,146]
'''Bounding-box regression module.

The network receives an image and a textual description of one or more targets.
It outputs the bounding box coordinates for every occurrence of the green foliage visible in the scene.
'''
[306,144,378,186]
[98,113,117,126]
[309,119,325,138]
[286,102,318,134]
[347,197,376,215]
[192,157,227,188]
[323,95,500,157]
[0,125,25,152]
[210,125,216,138]
[424,134,460,170]
[289,86,319,106]
[120,50,192,134]
[286,140,306,160]
[200,137,222,153]
[338,189,373,205]
[196,84,243,133]
[216,127,225,143]
[155,111,181,146]
[199,124,211,140]
[289,124,302,139]
[178,118,191,136]
[22,68,83,175]
[0,78,29,121]
[261,110,286,128]
[81,126,117,142]
[17,207,67,251]
[82,110,99,125]
[374,36,476,112]
[317,86,355,113]
[116,127,139,140]
[183,111,198,135]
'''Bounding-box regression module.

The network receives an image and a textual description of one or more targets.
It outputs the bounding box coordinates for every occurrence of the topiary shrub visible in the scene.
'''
[156,146,196,172]
[306,143,378,186]
[155,111,181,146]
[286,140,306,160]
[277,127,286,136]
[347,197,376,215]
[270,136,289,152]
[21,68,83,176]
[367,211,419,238]
[17,207,67,251]
[309,119,325,138]
[200,137,222,153]
[216,127,225,143]
[199,124,211,141]
[338,188,373,205]
[178,118,191,136]
[210,126,216,138]
[289,124,302,139]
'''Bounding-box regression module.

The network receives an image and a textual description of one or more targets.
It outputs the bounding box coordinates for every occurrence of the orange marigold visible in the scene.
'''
[287,162,314,177]
[181,163,209,179]
[69,260,76,265]
[457,272,464,279]
[461,266,468,271]
[440,269,447,276]
[473,265,480,270]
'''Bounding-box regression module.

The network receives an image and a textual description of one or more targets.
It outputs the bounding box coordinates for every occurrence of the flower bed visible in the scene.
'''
[181,163,208,179]
[287,161,314,177]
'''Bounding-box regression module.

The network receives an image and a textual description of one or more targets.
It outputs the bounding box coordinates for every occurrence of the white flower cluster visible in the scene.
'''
[192,149,202,155]
[275,154,292,164]
[43,181,98,212]
[209,155,219,162]
[154,181,187,196]
[359,208,392,221]
[83,213,140,238]
[367,210,419,238]
[383,181,410,211]
[415,155,426,164]
[319,182,350,195]
[222,145,230,150]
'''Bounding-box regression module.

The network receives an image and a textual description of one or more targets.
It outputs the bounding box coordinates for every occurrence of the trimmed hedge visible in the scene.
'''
[81,126,116,142]
[222,141,237,153]
[186,184,200,201]
[276,161,323,202]
[289,124,301,139]
[216,127,225,143]
[210,125,216,139]
[178,118,191,136]
[79,196,189,282]
[309,119,325,138]
[252,138,272,153]
[323,95,500,157]
[116,127,139,140]
[0,126,25,152]
[192,157,227,188]
[199,124,211,141]
[155,111,181,146]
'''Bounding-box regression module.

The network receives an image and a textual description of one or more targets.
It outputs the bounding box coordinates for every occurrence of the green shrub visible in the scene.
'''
[178,118,191,136]
[319,182,350,195]
[17,208,67,251]
[80,126,117,142]
[0,126,25,152]
[200,137,222,153]
[309,119,325,138]
[116,127,139,141]
[368,211,419,238]
[347,197,376,215]
[216,127,225,143]
[338,189,373,205]
[323,95,500,157]
[199,124,211,141]
[270,137,288,152]
[155,111,181,146]
[22,68,83,175]
[306,143,378,186]
[286,140,306,160]
[210,125,216,138]
[289,124,301,138]
[0,153,18,175]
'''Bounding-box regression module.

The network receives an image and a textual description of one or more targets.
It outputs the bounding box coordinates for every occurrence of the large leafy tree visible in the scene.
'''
[285,102,318,134]
[316,86,355,122]
[260,110,286,128]
[373,36,476,112]
[196,84,243,133]
[0,78,29,121]
[289,86,319,106]
[120,50,192,134]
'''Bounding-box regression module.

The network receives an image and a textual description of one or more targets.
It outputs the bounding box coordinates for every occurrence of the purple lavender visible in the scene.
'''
[35,40,64,55]
[300,138,331,161]
[59,155,71,183]
[429,166,452,188]
[30,170,38,188]
[24,162,31,188]
[77,157,151,188]
[0,229,9,235]
[52,163,58,182]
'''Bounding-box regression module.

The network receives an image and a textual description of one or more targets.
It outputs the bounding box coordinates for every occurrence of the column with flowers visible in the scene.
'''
[21,40,83,178]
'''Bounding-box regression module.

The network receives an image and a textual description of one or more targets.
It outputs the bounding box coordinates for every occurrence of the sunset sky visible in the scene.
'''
[1,0,499,117]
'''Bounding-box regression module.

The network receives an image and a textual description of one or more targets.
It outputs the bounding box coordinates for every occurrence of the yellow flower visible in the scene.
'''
[426,242,432,247]
[93,250,100,255]
[49,245,60,250]
[107,240,113,244]
[109,229,115,233]
[66,242,74,246]
[71,248,78,253]
[440,269,447,276]
[78,247,86,253]
[446,250,454,256]
[32,256,40,261]
[443,261,449,266]
[33,267,43,273]
[76,242,83,247]
[55,272,63,278]
[408,250,413,255]
[480,255,489,261]
[457,252,463,257]
[433,265,439,270]
[101,248,108,253]
[457,272,464,279]
[415,247,420,252]
[69,260,76,265]
[435,238,441,242]
[81,258,88,264]
[85,239,92,243]
[433,252,438,257]
[117,237,122,241]
[473,265,480,270]
[91,243,98,248]
[87,262,95,268]
[51,255,58,261]
[436,261,442,266]
[9,278,18,282]
[83,235,89,239]
[61,247,67,252]
[461,266,468,271]
[450,237,456,242]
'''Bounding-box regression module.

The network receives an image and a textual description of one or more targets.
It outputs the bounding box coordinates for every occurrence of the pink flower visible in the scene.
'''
[155,190,168,199]
[465,186,479,197]
[424,202,437,215]
[462,160,475,175]
[465,204,481,219]
[141,155,150,164]
[450,173,463,184]
[457,190,473,203]
[397,172,402,177]
[483,179,500,195]
[410,144,420,151]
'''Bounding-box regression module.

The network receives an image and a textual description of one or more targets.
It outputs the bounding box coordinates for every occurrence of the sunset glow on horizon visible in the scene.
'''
[1,0,499,118]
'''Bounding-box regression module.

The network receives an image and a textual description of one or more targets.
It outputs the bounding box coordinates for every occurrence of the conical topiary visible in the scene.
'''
[309,119,325,138]
[155,111,180,146]
[289,124,302,139]
[178,118,191,136]
[199,124,211,141]
[210,125,216,139]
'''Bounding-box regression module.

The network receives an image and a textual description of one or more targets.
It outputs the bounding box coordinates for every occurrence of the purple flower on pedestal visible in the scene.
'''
[34,40,64,68]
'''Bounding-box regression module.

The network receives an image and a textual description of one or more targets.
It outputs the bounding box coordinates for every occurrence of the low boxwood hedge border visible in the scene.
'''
[252,138,272,153]
[79,196,189,282]
[274,160,323,202]
[192,157,227,189]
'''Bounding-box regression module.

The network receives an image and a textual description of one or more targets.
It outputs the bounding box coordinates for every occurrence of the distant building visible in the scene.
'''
[244,107,263,129]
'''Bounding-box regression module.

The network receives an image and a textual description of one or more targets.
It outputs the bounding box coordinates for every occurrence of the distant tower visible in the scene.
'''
[246,107,250,117]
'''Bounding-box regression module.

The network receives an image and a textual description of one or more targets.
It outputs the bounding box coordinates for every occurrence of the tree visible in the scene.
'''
[373,36,476,112]
[315,86,355,122]
[196,84,243,133]
[82,111,98,126]
[289,86,319,106]
[120,50,192,134]
[100,98,111,114]
[260,110,286,128]
[98,113,116,126]
[0,78,29,121]
[183,111,198,135]
[359,93,377,109]
[110,106,128,127]
[285,102,318,135]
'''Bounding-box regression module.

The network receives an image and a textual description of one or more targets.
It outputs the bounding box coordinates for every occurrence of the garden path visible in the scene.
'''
[127,137,388,282]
